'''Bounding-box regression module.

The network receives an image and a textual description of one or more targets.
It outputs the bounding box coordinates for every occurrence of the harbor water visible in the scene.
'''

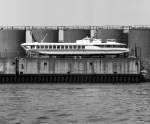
[0,83,150,124]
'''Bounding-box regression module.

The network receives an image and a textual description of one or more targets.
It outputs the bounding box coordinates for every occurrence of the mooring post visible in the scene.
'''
[15,57,19,83]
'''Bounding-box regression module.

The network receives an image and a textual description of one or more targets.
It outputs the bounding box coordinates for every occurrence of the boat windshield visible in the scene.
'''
[95,45,126,48]
[106,39,117,42]
[83,37,91,40]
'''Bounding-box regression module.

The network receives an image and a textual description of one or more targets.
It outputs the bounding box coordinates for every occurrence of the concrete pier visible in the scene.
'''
[18,57,140,74]
[0,57,143,83]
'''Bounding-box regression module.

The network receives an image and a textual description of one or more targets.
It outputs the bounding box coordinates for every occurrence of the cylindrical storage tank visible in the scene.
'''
[31,29,59,43]
[0,28,26,58]
[95,28,125,43]
[128,28,150,59]
[63,29,91,43]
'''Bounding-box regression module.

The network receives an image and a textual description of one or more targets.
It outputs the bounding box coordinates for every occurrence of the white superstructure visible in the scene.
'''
[21,37,129,55]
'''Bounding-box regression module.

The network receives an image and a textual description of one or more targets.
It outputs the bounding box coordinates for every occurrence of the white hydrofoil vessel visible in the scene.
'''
[21,37,129,55]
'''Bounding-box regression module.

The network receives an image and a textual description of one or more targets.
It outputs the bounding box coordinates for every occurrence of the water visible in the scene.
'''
[0,83,150,124]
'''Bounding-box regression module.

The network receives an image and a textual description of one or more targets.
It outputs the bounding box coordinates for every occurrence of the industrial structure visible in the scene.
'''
[31,29,59,43]
[0,25,147,83]
[0,27,26,58]
[0,25,148,58]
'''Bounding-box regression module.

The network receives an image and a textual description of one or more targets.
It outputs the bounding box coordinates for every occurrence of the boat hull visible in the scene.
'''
[30,49,129,55]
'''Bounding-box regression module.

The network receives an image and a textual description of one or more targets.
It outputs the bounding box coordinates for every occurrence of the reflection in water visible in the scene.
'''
[0,83,150,123]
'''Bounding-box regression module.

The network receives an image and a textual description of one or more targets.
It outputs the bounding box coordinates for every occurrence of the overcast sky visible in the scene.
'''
[0,0,150,26]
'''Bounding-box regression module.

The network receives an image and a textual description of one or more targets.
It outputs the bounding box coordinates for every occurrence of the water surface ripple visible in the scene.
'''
[0,83,150,124]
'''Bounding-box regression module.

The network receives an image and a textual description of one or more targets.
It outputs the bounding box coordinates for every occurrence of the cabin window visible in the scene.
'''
[41,45,44,49]
[37,46,39,49]
[49,46,52,49]
[57,46,60,49]
[69,46,72,49]
[31,46,35,49]
[61,46,64,49]
[45,45,48,49]
[65,46,68,49]
[114,45,118,48]
[82,46,85,49]
[73,46,76,49]
[120,45,125,48]
[53,45,56,49]
[78,46,81,49]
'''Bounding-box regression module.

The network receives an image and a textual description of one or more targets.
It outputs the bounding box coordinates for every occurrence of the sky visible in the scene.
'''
[0,0,150,26]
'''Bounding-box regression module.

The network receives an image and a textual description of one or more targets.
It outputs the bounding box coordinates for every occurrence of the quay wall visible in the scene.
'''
[0,58,140,75]
[18,58,140,75]
[0,57,142,83]
[0,59,16,74]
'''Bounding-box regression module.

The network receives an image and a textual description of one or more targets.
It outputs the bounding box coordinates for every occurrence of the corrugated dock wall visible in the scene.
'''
[0,58,143,83]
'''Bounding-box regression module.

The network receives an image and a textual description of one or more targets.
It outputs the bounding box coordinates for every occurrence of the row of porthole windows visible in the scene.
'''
[30,45,85,50]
